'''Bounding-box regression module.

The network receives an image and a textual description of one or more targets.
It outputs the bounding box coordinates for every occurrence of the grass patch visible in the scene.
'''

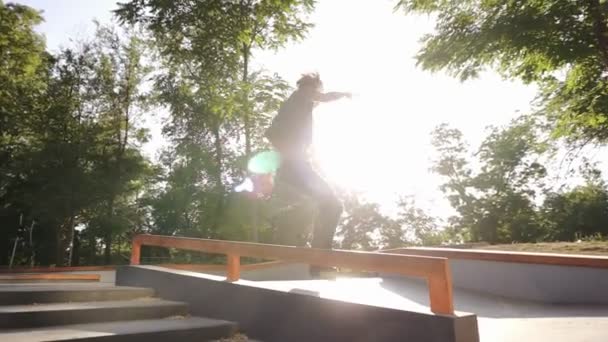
[474,241,608,256]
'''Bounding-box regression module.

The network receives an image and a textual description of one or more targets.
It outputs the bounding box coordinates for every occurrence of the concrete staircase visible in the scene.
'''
[0,283,239,342]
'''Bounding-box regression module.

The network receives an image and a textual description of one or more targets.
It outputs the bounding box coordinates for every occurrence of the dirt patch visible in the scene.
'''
[213,333,249,342]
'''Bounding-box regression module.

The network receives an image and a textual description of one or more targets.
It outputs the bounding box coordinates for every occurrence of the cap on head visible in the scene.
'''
[296,72,322,91]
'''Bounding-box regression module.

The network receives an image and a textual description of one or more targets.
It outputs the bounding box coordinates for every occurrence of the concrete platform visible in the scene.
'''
[375,276,608,342]
[0,316,237,342]
[253,274,608,342]
[122,264,608,342]
[33,262,608,341]
[117,266,479,342]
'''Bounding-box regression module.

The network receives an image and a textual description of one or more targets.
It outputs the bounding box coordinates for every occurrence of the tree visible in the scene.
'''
[0,2,49,265]
[115,0,315,158]
[115,1,306,241]
[541,164,608,241]
[393,196,444,246]
[431,117,547,243]
[0,1,47,142]
[337,193,396,251]
[395,0,608,144]
[0,11,153,266]
[85,23,152,264]
[153,65,290,233]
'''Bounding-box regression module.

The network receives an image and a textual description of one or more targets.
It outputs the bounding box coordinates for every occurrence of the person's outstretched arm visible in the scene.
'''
[315,91,351,102]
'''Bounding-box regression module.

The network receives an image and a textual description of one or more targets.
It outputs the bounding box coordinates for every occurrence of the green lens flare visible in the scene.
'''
[248,150,281,174]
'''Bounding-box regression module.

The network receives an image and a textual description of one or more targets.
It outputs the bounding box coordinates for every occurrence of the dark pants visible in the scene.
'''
[276,157,342,249]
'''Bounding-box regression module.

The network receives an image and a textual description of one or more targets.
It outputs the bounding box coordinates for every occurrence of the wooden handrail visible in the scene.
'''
[130,234,455,315]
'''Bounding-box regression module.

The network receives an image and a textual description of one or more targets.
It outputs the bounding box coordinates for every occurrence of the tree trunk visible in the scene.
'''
[71,230,80,266]
[67,214,75,266]
[242,44,251,159]
[241,44,260,241]
[104,232,112,265]
[104,197,114,265]
[88,234,97,265]
[589,0,608,70]
[54,224,64,266]
[212,117,225,231]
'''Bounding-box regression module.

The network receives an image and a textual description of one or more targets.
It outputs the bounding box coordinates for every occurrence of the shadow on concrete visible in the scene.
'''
[289,288,320,297]
[379,276,608,319]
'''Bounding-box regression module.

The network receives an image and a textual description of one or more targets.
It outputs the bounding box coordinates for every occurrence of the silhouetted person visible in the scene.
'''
[265,73,350,276]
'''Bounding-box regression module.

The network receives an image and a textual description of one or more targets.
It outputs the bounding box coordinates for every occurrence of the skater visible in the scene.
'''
[265,72,351,276]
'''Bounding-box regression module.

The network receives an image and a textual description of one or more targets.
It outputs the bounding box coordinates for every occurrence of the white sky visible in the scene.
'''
[19,0,539,217]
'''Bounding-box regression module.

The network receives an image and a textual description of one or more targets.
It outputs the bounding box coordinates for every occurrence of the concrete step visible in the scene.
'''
[0,298,189,329]
[0,284,154,305]
[0,274,100,283]
[0,316,237,342]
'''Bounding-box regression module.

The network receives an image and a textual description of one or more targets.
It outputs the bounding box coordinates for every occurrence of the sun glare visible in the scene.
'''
[253,0,537,215]
[312,92,430,202]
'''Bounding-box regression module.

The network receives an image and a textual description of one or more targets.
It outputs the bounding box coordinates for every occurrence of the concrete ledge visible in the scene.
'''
[385,247,608,268]
[387,248,608,304]
[116,266,479,342]
[449,258,608,304]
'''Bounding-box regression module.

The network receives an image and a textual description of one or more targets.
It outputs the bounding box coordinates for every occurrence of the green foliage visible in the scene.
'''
[336,193,443,250]
[541,165,608,241]
[114,0,315,56]
[397,0,608,244]
[396,0,608,144]
[394,196,444,246]
[114,0,306,244]
[431,117,547,243]
[0,2,47,195]
[9,0,608,267]
[115,0,314,157]
[337,194,393,250]
[0,11,153,266]
[430,117,608,244]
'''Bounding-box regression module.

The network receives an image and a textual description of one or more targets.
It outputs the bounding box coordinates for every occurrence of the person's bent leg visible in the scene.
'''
[308,190,342,278]
[311,193,342,249]
[276,157,343,248]
[302,169,342,277]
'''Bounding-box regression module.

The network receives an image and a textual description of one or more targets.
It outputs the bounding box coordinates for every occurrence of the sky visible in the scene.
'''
[18,0,539,217]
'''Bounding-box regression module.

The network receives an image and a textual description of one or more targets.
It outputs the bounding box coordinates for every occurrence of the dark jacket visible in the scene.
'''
[265,89,314,156]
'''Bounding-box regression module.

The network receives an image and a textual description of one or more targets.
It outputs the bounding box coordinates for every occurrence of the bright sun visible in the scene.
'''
[312,94,429,204]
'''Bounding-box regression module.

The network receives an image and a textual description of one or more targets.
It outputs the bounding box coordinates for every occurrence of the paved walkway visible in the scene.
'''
[247,275,608,342]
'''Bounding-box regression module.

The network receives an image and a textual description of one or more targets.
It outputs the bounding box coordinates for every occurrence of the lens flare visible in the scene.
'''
[234,178,254,193]
[248,150,281,174]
